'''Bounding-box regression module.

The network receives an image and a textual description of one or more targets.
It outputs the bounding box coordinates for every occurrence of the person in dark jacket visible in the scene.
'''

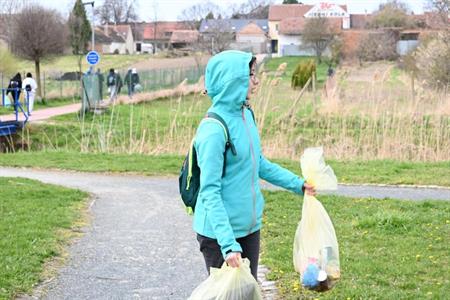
[96,68,104,100]
[6,73,22,103]
[106,68,117,103]
[115,70,123,94]
[124,68,140,97]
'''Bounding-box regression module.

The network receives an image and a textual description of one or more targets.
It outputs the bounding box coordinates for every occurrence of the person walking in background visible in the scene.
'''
[6,73,22,105]
[22,72,37,116]
[96,68,104,100]
[106,68,117,103]
[115,69,123,95]
[124,68,132,97]
[193,51,316,280]
[131,68,140,93]
[125,68,140,98]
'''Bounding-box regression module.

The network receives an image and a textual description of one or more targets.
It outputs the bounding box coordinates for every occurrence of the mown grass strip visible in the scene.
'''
[1,151,449,187]
[261,191,450,299]
[0,177,88,299]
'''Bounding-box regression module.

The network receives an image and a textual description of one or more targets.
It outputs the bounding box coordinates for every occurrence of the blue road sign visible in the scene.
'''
[86,51,100,65]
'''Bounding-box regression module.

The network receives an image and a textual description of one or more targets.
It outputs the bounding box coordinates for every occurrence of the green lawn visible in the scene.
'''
[0,151,449,187]
[0,177,88,299]
[16,54,154,74]
[261,191,450,299]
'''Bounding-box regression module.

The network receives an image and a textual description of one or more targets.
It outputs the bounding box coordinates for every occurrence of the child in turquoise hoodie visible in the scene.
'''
[194,50,315,279]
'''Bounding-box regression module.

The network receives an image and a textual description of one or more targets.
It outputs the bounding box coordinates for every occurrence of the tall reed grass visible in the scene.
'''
[16,63,450,162]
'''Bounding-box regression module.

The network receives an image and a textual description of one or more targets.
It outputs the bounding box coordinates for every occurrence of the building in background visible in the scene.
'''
[92,24,133,54]
[170,30,199,50]
[268,3,348,57]
[199,19,269,54]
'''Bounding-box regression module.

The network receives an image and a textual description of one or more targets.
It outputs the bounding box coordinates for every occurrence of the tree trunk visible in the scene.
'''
[34,59,41,99]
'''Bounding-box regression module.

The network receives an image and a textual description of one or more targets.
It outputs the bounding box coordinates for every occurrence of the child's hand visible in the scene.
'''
[303,183,316,196]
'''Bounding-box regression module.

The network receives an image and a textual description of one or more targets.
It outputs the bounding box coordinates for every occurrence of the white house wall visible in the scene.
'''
[236,34,266,43]
[279,34,331,57]
[125,28,134,54]
[110,42,127,54]
[268,22,279,40]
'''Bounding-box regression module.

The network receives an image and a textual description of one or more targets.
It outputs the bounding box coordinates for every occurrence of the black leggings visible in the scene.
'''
[196,230,260,279]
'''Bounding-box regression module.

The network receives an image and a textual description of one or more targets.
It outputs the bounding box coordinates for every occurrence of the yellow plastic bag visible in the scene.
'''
[293,147,340,290]
[188,258,262,300]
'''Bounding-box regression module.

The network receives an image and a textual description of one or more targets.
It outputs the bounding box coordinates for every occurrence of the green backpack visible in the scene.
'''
[179,112,237,213]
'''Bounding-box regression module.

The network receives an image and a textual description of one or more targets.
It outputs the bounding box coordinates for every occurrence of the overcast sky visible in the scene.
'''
[38,0,428,22]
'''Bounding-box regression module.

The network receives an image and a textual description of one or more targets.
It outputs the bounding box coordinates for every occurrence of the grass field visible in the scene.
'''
[0,177,88,299]
[0,56,449,299]
[261,191,450,299]
[15,54,154,74]
[0,151,449,187]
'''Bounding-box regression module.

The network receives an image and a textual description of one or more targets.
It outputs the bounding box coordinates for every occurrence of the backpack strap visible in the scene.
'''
[205,112,237,177]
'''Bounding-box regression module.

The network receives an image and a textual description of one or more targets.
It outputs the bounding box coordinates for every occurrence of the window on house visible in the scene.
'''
[275,24,279,31]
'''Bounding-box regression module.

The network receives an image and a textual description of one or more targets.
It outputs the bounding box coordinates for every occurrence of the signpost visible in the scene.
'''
[86,50,100,65]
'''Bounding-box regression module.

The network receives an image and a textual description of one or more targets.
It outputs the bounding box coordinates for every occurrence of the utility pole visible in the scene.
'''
[82,1,95,51]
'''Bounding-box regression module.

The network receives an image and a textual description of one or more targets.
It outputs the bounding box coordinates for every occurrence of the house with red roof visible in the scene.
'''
[92,24,134,54]
[134,21,191,53]
[268,3,349,56]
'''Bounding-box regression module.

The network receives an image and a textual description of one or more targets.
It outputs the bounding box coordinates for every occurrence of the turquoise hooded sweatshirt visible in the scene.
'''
[193,50,305,258]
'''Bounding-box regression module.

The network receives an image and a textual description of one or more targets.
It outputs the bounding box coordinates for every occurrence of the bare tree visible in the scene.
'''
[11,5,67,98]
[302,17,337,63]
[426,0,449,24]
[0,0,25,51]
[369,0,411,28]
[178,2,221,29]
[201,20,235,54]
[238,0,272,15]
[95,0,138,24]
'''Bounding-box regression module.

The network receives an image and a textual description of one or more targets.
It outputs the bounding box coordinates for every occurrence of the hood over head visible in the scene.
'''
[205,50,253,114]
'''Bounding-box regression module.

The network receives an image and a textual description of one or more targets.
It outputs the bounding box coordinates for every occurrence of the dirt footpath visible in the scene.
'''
[130,56,210,71]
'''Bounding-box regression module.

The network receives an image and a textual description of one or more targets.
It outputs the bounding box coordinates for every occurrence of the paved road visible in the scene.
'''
[1,103,82,123]
[1,168,205,300]
[1,167,449,300]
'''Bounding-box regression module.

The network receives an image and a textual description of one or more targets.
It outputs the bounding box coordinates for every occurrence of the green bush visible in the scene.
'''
[0,46,17,77]
[291,60,316,89]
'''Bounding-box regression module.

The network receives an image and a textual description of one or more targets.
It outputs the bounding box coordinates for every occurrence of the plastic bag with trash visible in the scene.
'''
[293,147,340,291]
[188,258,262,300]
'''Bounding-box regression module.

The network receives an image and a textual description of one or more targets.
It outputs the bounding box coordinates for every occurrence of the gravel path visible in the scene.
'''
[1,167,449,300]
[1,168,205,300]
[1,104,82,123]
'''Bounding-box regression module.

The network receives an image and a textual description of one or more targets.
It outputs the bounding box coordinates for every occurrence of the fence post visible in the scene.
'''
[60,73,63,98]
[43,72,46,102]
[312,71,316,92]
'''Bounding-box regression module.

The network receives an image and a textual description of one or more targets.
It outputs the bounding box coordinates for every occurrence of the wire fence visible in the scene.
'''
[1,64,206,101]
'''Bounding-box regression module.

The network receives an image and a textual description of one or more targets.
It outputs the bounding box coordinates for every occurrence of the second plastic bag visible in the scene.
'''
[293,147,340,291]
[188,258,262,300]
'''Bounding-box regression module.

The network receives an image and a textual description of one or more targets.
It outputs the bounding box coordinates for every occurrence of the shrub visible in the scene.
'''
[0,47,17,77]
[291,60,316,89]
[414,31,450,89]
[357,30,399,63]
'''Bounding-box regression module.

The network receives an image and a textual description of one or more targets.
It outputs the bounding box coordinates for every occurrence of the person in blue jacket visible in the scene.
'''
[194,50,316,279]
